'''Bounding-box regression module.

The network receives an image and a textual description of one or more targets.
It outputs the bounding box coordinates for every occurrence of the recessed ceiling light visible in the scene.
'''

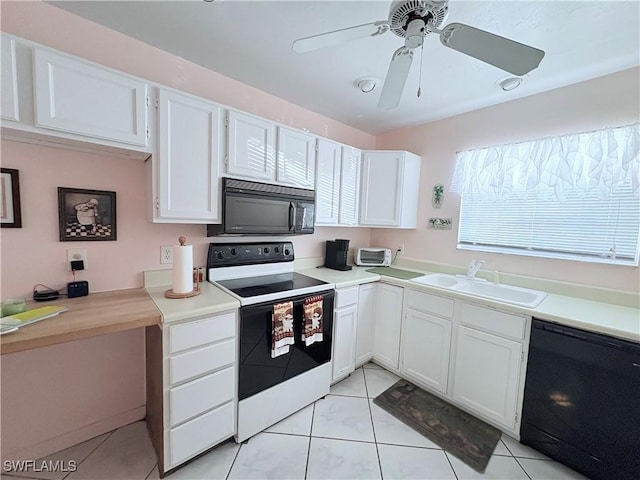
[353,77,379,94]
[498,77,523,92]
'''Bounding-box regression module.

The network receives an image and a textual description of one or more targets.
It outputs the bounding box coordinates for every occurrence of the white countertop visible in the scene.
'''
[146,282,240,323]
[298,266,380,288]
[143,266,638,342]
[302,266,640,343]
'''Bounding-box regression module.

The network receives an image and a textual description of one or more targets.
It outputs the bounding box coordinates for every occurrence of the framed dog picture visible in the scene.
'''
[0,168,22,228]
[58,187,117,241]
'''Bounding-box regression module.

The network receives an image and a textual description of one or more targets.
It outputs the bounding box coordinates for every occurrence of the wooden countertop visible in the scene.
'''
[0,288,161,355]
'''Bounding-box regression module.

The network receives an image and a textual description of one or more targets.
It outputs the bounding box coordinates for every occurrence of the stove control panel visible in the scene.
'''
[207,242,294,267]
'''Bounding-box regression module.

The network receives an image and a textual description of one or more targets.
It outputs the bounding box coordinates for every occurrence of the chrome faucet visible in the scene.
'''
[466,260,485,279]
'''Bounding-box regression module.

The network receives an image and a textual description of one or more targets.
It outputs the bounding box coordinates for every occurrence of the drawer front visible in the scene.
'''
[168,401,235,468]
[170,367,235,427]
[169,312,235,354]
[335,286,359,309]
[460,303,526,341]
[407,290,454,318]
[169,339,235,386]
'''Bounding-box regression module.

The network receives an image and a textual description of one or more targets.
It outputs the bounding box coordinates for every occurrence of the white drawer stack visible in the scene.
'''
[164,311,237,470]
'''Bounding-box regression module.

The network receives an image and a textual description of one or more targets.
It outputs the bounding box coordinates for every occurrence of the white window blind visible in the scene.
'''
[453,124,640,266]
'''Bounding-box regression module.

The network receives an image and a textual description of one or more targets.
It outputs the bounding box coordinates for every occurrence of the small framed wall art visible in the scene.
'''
[58,187,117,241]
[0,168,22,228]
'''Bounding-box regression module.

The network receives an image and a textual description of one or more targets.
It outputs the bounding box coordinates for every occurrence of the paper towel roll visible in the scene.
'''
[172,237,193,294]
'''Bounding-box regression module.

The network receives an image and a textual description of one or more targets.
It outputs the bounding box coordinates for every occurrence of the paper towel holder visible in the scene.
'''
[164,236,202,299]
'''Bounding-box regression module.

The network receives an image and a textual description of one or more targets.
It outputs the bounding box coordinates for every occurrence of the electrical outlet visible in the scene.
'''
[160,245,173,264]
[66,248,88,271]
[397,243,405,254]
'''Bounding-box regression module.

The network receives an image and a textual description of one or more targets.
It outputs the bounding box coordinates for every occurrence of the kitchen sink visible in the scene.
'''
[410,273,547,308]
[410,273,462,288]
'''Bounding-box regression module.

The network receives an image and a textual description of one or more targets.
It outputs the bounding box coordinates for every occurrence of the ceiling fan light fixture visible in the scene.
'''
[354,77,379,93]
[498,76,523,91]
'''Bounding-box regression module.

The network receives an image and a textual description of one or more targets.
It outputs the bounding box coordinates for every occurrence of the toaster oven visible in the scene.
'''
[356,248,392,267]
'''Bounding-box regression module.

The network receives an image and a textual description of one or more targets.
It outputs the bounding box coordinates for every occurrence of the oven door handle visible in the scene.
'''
[288,202,296,232]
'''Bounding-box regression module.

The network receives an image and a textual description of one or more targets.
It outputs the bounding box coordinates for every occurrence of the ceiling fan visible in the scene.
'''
[292,0,545,110]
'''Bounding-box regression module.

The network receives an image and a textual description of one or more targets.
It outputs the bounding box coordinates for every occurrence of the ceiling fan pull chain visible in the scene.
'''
[417,42,424,98]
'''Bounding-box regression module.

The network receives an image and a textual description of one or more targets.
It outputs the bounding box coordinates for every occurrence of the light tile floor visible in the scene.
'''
[2,363,589,480]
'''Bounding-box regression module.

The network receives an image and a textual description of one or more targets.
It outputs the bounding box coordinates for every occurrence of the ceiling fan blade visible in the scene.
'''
[292,21,388,54]
[438,22,545,76]
[378,47,414,111]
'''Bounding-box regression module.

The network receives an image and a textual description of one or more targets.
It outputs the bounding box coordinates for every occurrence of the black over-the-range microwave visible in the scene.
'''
[207,178,315,236]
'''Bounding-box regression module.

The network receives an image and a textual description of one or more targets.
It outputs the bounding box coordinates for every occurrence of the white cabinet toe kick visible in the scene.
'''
[236,363,331,443]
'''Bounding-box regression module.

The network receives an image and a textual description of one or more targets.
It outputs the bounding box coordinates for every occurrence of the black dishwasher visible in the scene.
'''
[521,318,640,480]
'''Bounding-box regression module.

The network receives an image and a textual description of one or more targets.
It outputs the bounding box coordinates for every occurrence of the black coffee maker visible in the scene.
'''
[325,239,352,271]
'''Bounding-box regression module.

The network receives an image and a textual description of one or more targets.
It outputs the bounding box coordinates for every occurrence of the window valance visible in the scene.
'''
[451,124,640,200]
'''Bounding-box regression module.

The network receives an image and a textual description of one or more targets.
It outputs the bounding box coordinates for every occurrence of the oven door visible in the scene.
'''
[238,290,334,401]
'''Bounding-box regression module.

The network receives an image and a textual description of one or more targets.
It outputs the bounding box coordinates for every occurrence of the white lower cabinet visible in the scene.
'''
[373,283,404,371]
[392,289,529,434]
[451,303,527,431]
[451,325,522,429]
[401,290,454,394]
[401,309,452,394]
[331,286,359,383]
[146,310,237,475]
[354,283,375,367]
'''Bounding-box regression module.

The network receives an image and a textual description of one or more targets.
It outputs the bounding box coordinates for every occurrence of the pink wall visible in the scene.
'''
[0,1,375,299]
[374,68,640,292]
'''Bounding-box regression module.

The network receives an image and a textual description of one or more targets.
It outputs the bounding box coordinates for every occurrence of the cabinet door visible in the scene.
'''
[359,151,404,226]
[332,304,357,383]
[339,146,361,225]
[1,36,19,121]
[401,309,451,394]
[355,283,375,366]
[157,89,222,222]
[315,138,341,225]
[33,49,148,147]
[226,110,275,181]
[373,283,404,370]
[276,126,315,188]
[452,325,522,429]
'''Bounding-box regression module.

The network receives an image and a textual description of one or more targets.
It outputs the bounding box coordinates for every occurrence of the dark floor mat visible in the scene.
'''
[374,378,501,473]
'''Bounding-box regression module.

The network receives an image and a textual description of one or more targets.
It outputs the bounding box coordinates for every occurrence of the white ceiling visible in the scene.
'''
[48,1,640,135]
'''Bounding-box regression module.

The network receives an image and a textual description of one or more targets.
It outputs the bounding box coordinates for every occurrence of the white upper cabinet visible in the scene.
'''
[225,110,275,182]
[33,49,148,148]
[315,140,361,227]
[315,138,341,225]
[1,36,19,122]
[339,146,361,225]
[276,126,315,189]
[360,150,421,228]
[155,89,223,223]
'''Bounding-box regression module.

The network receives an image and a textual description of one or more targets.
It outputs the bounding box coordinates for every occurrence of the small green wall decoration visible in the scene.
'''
[432,184,444,208]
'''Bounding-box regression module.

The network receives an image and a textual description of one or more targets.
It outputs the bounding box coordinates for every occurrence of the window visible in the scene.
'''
[452,124,640,265]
